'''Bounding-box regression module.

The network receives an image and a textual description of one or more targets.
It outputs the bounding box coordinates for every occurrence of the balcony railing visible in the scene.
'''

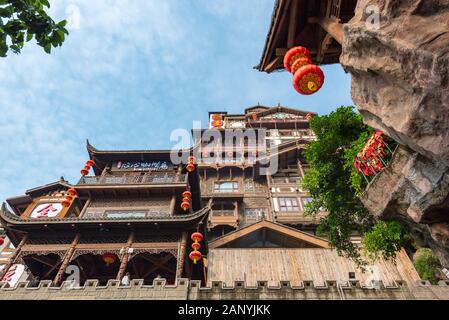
[78,173,187,186]
[211,210,235,217]
[83,209,171,219]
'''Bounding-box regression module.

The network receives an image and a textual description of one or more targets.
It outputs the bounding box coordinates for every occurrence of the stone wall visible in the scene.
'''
[0,278,448,300]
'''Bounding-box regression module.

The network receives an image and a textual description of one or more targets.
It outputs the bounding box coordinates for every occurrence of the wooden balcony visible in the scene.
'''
[274,211,325,225]
[77,173,187,187]
[208,209,238,228]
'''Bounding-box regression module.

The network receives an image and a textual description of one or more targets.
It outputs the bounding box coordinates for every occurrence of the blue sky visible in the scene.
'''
[0,0,353,201]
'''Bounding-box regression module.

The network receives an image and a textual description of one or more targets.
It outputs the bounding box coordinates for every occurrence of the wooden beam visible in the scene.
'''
[176,232,188,279]
[263,56,282,73]
[0,235,27,280]
[318,18,343,45]
[53,233,81,285]
[287,0,299,47]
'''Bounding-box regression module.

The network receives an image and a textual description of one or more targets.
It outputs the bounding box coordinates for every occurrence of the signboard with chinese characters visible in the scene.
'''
[30,202,63,219]
[22,197,72,220]
[0,264,26,287]
[115,161,173,171]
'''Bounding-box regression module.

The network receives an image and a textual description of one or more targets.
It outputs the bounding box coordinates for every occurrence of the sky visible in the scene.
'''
[0,0,354,201]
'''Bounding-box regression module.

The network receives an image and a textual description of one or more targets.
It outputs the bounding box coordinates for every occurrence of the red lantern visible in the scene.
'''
[189,250,202,264]
[305,113,313,121]
[191,232,203,243]
[182,197,191,203]
[186,163,195,172]
[80,165,90,176]
[191,242,201,250]
[211,114,222,121]
[182,191,192,199]
[65,195,74,202]
[293,64,324,95]
[291,57,312,74]
[211,120,224,128]
[61,199,71,207]
[102,252,117,266]
[283,46,311,73]
[67,188,77,196]
[0,237,4,246]
[252,113,258,121]
[86,160,95,167]
[181,201,190,211]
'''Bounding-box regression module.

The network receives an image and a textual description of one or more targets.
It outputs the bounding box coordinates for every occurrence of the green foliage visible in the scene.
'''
[303,106,375,265]
[413,248,439,284]
[0,0,68,57]
[362,221,409,262]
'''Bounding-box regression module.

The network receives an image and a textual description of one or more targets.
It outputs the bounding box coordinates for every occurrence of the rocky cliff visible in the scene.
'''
[340,0,449,265]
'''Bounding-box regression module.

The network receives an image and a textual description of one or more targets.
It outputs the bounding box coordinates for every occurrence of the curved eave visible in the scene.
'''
[0,203,210,229]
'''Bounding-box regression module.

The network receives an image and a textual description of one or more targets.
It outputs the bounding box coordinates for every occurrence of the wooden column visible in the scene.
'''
[175,232,188,279]
[0,235,28,280]
[116,232,135,280]
[169,194,177,215]
[53,233,81,285]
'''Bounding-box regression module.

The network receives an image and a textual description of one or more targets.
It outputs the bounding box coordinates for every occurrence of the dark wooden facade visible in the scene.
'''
[256,0,358,72]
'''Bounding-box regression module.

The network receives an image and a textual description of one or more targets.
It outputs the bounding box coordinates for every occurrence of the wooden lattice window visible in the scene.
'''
[278,197,300,212]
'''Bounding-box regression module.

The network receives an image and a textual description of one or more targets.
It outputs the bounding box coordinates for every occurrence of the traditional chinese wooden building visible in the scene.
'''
[0,148,209,287]
[0,104,423,297]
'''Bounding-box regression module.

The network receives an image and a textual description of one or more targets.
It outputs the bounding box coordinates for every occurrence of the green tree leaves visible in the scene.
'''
[0,0,68,57]
[413,248,440,284]
[363,221,409,262]
[303,106,408,265]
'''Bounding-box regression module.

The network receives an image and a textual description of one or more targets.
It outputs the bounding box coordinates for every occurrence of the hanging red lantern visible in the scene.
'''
[291,57,312,74]
[67,188,77,196]
[0,237,4,246]
[182,197,191,204]
[181,201,190,211]
[251,113,258,121]
[191,242,201,250]
[182,191,192,199]
[293,64,325,95]
[191,232,203,243]
[211,120,224,128]
[189,250,202,264]
[61,199,71,207]
[65,195,74,202]
[283,46,311,73]
[186,163,195,172]
[86,160,95,167]
[305,113,314,121]
[211,114,222,121]
[102,252,117,266]
[80,166,90,176]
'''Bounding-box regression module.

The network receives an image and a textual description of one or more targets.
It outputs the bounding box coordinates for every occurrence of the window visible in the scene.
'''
[278,197,300,212]
[214,181,239,193]
[244,208,265,221]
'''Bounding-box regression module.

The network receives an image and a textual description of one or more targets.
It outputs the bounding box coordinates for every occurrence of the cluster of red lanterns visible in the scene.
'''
[186,156,195,173]
[62,188,78,208]
[102,252,117,266]
[180,190,192,211]
[284,46,324,95]
[210,114,224,128]
[189,232,203,264]
[354,131,388,177]
[0,237,4,246]
[80,160,95,176]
